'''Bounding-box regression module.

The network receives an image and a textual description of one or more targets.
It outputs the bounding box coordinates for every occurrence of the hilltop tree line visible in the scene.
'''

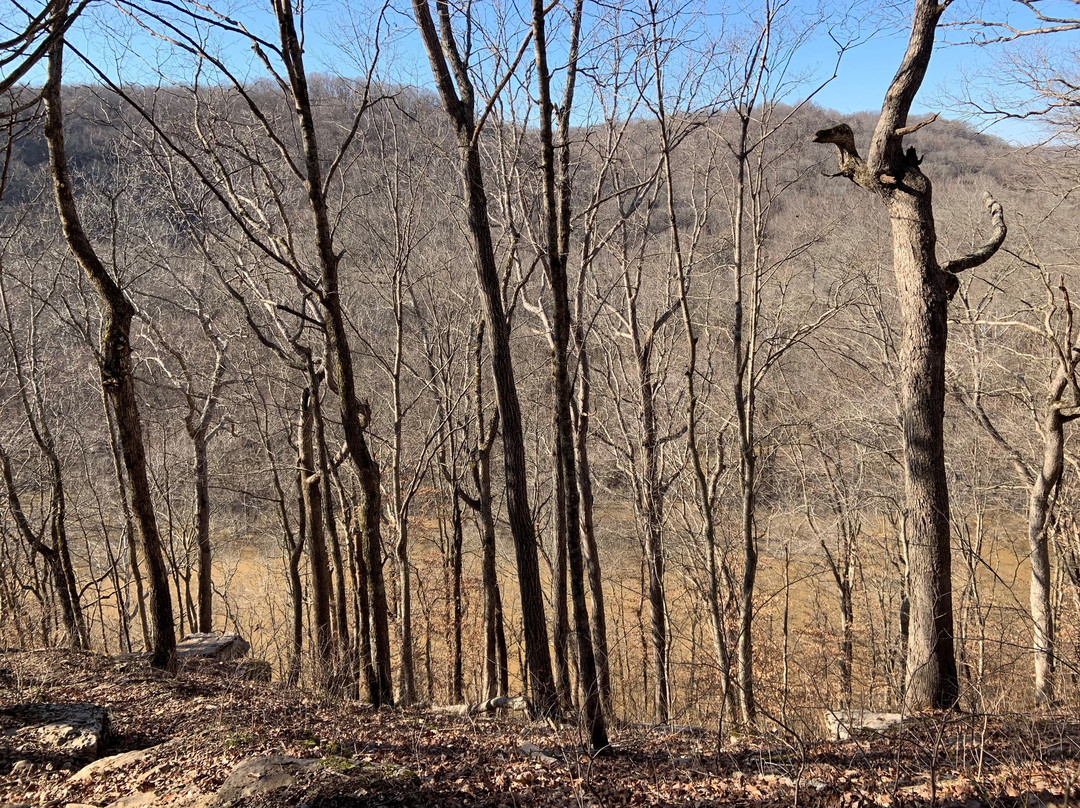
[1,0,1079,747]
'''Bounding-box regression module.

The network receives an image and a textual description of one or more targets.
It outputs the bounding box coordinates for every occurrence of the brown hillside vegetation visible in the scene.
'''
[2,650,1079,808]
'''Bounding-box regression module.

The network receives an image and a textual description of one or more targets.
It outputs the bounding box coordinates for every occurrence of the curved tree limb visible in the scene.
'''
[941,192,1007,274]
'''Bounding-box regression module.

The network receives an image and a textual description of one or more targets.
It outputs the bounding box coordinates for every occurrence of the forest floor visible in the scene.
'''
[1,650,1078,807]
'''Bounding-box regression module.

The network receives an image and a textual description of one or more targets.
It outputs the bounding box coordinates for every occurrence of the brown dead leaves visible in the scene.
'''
[2,650,1080,807]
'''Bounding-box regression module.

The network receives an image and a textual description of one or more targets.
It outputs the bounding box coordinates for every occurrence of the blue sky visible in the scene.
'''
[12,0,1079,143]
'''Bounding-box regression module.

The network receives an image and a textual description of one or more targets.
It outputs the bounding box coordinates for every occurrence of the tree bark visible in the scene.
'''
[531,0,606,747]
[43,11,175,670]
[551,444,574,710]
[814,0,1005,710]
[471,323,506,701]
[192,434,212,633]
[299,384,335,685]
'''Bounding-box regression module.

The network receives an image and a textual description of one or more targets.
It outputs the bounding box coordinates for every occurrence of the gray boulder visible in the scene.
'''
[213,756,319,806]
[824,709,905,740]
[69,746,159,782]
[210,755,420,806]
[176,633,251,661]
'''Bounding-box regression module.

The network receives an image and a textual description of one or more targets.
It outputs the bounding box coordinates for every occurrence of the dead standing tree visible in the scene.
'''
[813,0,1006,709]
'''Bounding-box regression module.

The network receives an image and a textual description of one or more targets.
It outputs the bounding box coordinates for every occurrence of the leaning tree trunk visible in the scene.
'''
[1027,349,1077,705]
[43,16,175,670]
[813,0,1005,711]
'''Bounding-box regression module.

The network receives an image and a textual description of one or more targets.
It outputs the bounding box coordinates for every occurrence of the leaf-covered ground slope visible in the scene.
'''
[1,650,1077,807]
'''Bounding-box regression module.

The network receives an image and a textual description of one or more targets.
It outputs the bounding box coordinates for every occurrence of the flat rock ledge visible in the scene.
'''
[176,633,251,661]
[4,703,109,758]
[62,754,421,808]
[68,746,161,783]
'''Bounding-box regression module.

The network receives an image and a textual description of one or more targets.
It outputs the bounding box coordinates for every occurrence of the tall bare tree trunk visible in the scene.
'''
[290,467,307,686]
[299,385,334,685]
[43,12,175,670]
[411,0,557,715]
[814,0,1005,710]
[574,343,612,713]
[268,0,394,705]
[551,450,574,710]
[311,382,349,668]
[471,322,507,701]
[531,0,606,747]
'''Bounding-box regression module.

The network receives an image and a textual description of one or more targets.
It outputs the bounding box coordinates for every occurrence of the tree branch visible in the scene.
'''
[941,192,1007,274]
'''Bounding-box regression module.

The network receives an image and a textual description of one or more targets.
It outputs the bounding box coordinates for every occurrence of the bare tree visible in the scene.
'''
[954,268,1079,705]
[530,0,606,747]
[0,227,88,651]
[410,0,558,715]
[814,0,1007,708]
[142,281,229,635]
[42,0,176,669]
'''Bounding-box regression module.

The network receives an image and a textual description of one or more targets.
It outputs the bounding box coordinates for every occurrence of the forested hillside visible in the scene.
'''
[2,0,1079,785]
